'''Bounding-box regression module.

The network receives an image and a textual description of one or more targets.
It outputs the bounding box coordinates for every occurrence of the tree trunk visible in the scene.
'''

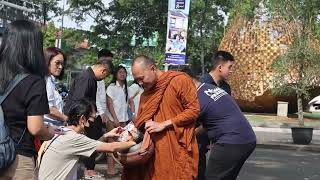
[297,92,304,126]
[200,46,205,74]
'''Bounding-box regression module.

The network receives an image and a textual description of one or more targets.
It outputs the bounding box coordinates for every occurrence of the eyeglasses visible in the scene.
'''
[54,61,64,67]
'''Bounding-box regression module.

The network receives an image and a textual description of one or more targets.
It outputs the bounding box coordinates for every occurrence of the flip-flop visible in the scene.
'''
[84,172,105,179]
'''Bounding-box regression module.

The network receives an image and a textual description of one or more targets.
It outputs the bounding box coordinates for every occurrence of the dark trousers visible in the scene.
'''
[206,142,256,180]
[197,131,210,180]
[83,115,104,170]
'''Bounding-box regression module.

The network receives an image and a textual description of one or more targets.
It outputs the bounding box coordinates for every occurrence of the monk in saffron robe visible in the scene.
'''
[122,55,200,180]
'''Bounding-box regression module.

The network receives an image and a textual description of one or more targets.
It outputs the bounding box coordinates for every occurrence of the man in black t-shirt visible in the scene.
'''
[64,59,113,113]
[64,58,113,177]
[197,51,235,180]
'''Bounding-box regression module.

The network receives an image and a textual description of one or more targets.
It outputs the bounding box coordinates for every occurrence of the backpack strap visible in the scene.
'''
[0,74,29,105]
[0,74,29,146]
[37,134,60,168]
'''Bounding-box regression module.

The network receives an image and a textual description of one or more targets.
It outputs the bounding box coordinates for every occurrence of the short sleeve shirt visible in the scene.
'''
[64,67,97,113]
[128,83,144,115]
[106,81,128,122]
[96,80,107,115]
[38,128,102,180]
[197,83,256,144]
[2,75,49,157]
[44,75,64,123]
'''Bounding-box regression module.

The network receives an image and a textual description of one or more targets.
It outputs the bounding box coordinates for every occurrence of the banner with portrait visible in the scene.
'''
[165,0,190,65]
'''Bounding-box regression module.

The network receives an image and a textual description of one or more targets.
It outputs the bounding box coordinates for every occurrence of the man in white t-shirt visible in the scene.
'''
[96,49,113,123]
[128,82,144,115]
[38,99,135,180]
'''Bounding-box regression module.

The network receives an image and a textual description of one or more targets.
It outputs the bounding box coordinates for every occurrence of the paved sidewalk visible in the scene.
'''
[253,126,320,152]
[84,117,320,179]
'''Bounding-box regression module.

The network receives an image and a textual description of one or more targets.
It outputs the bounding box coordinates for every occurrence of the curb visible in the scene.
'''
[253,127,320,135]
[256,143,320,153]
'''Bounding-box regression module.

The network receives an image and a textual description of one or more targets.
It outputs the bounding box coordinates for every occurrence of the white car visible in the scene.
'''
[307,95,320,112]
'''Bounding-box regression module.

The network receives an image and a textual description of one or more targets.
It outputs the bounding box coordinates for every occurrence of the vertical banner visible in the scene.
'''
[165,0,190,64]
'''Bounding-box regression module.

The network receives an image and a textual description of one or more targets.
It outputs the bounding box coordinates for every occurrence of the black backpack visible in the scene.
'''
[0,74,28,169]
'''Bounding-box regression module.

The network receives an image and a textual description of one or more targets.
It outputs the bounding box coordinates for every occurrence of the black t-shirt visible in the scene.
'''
[2,75,49,157]
[64,67,97,113]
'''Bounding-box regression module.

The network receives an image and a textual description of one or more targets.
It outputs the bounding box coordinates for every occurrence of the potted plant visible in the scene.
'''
[270,0,320,144]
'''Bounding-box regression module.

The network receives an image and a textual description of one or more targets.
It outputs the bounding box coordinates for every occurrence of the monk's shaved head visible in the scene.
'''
[132,55,156,68]
[131,55,159,91]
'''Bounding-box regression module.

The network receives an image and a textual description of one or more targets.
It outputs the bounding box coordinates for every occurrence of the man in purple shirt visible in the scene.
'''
[184,69,256,180]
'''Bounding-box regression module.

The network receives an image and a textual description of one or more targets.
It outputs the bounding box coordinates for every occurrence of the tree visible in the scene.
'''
[269,0,320,126]
[43,22,57,48]
[188,0,232,74]
[67,0,168,60]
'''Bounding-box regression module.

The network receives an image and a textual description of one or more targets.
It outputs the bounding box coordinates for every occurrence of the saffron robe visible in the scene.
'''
[122,71,200,180]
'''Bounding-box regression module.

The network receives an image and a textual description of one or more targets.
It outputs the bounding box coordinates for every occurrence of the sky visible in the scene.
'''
[51,0,228,31]
[52,0,112,31]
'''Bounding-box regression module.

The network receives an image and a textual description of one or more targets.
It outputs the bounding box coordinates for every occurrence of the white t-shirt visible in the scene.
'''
[128,83,144,115]
[38,128,102,180]
[44,75,64,124]
[106,81,129,122]
[96,80,107,115]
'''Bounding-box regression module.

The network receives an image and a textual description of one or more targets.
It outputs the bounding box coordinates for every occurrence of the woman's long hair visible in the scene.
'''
[111,65,128,101]
[0,20,47,94]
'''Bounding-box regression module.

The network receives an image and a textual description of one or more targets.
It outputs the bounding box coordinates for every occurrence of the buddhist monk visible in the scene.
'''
[121,55,200,180]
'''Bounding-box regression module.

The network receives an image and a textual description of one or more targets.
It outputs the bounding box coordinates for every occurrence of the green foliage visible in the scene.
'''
[30,0,62,21]
[228,0,260,22]
[134,47,165,68]
[272,37,320,98]
[43,22,57,48]
[267,0,320,31]
[66,0,232,73]
[269,0,320,125]
[188,0,231,73]
[79,50,97,65]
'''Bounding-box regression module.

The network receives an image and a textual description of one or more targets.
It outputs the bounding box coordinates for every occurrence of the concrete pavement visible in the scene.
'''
[238,148,320,180]
[81,122,320,179]
[253,126,320,152]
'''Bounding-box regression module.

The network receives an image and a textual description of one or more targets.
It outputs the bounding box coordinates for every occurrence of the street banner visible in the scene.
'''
[165,0,190,64]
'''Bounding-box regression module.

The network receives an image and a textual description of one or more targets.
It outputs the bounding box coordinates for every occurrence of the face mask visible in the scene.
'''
[83,120,92,134]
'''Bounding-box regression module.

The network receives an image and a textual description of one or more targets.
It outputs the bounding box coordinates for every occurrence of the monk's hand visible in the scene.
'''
[145,121,166,133]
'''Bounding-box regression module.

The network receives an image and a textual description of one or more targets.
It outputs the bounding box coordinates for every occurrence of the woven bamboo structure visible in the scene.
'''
[220,16,295,101]
[219,10,320,112]
[219,12,320,112]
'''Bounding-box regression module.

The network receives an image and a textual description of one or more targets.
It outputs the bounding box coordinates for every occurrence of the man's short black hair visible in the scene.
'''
[211,51,234,70]
[96,57,114,70]
[98,49,113,58]
[180,67,198,80]
[67,99,96,126]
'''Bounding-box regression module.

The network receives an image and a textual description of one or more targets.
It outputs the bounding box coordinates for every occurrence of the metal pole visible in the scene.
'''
[61,0,65,31]
[0,0,35,13]
[42,2,47,26]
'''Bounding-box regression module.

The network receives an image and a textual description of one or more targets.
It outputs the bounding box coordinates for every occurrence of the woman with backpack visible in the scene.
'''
[0,20,55,179]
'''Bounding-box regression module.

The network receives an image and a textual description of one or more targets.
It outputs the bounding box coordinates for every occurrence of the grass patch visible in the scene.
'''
[303,112,320,120]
